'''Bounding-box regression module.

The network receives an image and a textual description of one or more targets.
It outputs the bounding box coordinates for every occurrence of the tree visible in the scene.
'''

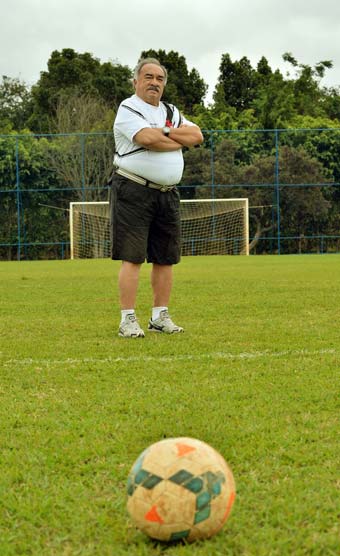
[0,133,68,260]
[213,54,258,112]
[282,118,340,223]
[139,49,207,113]
[28,49,133,132]
[237,145,332,253]
[321,86,340,120]
[278,146,333,252]
[211,52,340,131]
[0,76,32,131]
[256,57,273,82]
[252,70,297,129]
[52,93,114,134]
[42,94,115,203]
[282,53,333,117]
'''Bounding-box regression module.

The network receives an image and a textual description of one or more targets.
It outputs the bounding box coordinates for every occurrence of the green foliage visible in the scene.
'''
[190,103,259,134]
[28,48,133,132]
[274,54,334,121]
[52,93,115,133]
[256,56,273,81]
[213,54,259,112]
[2,48,340,261]
[3,47,340,134]
[41,132,114,203]
[2,48,340,134]
[0,76,32,132]
[278,145,332,233]
[284,117,340,180]
[252,71,297,129]
[189,103,237,131]
[321,86,340,120]
[214,52,338,130]
[0,133,72,260]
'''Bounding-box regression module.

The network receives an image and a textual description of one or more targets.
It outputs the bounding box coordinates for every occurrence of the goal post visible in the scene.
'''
[69,198,249,259]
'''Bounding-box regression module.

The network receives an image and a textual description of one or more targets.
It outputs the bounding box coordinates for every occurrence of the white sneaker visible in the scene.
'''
[118,314,145,338]
[148,310,184,334]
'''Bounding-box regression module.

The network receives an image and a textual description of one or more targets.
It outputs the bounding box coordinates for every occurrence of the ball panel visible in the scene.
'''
[127,467,164,496]
[141,438,186,474]
[156,524,191,542]
[154,482,197,525]
[127,493,155,528]
[164,456,213,478]
[144,504,164,523]
[128,477,167,507]
[220,490,236,525]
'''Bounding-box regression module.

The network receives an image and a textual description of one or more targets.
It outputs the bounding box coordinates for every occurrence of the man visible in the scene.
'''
[111,57,203,338]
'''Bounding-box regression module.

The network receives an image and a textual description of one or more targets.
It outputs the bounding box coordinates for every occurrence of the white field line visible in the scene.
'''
[1,348,338,367]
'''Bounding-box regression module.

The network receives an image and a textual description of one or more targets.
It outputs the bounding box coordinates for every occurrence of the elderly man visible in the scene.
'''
[111,57,203,338]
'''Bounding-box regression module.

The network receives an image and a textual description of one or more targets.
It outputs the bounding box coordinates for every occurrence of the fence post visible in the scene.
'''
[15,137,21,261]
[274,130,281,254]
[210,131,215,199]
[81,134,86,202]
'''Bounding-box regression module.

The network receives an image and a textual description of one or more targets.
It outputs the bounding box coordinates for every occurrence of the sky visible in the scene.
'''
[2,0,340,104]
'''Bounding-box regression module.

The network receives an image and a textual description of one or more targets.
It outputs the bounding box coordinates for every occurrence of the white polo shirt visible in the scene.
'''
[113,94,195,186]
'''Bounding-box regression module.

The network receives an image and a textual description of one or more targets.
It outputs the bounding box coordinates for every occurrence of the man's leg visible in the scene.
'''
[149,263,183,333]
[118,261,144,338]
[119,261,142,309]
[151,263,173,307]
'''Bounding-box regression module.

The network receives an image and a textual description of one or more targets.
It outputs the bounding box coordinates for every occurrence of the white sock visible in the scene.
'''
[121,309,135,324]
[152,306,167,321]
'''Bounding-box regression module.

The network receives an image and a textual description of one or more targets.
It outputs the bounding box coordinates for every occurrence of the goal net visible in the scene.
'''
[69,198,249,259]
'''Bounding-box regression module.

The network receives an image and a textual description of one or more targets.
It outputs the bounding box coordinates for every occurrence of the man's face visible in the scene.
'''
[134,63,166,106]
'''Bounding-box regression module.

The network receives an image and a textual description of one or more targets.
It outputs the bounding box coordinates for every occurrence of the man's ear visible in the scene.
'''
[133,79,137,89]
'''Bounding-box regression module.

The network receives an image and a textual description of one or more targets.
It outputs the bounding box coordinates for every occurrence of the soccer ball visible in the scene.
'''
[126,437,236,542]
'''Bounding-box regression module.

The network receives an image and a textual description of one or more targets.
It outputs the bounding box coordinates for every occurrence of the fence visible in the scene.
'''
[1,128,340,260]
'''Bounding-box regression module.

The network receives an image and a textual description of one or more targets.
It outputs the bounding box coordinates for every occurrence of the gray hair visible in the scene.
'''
[134,58,168,85]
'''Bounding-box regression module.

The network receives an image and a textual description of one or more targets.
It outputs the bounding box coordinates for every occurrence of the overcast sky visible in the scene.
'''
[2,0,340,104]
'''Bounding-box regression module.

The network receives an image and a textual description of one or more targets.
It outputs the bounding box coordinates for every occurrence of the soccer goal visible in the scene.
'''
[69,198,249,259]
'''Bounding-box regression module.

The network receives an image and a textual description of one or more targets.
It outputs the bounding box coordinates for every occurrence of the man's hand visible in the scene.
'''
[134,128,183,151]
[167,124,204,147]
[134,124,204,151]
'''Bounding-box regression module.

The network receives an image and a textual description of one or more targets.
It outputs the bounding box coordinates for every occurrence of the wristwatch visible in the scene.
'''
[162,126,171,136]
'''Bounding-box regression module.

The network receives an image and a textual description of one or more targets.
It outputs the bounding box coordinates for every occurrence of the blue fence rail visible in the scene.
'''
[1,128,340,260]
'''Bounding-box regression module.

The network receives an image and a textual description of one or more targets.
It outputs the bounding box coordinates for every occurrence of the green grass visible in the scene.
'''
[0,255,339,556]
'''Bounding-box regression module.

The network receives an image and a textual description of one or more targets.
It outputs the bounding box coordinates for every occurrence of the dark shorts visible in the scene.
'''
[110,174,181,265]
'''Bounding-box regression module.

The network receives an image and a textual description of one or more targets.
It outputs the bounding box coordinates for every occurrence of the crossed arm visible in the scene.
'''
[134,124,204,152]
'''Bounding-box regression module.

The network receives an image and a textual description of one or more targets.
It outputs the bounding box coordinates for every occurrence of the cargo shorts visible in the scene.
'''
[110,173,181,265]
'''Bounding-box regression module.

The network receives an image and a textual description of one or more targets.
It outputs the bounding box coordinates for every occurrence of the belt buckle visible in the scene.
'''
[160,186,168,192]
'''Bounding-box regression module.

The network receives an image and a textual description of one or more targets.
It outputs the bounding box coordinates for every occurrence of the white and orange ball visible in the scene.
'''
[127,437,236,542]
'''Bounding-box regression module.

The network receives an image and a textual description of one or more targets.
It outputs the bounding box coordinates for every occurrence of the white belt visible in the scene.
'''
[116,168,176,192]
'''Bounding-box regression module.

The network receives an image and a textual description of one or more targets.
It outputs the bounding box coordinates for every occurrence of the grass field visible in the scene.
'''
[0,255,339,556]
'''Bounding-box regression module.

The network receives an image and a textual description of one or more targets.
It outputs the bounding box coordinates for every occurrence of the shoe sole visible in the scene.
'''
[118,332,145,338]
[148,326,184,334]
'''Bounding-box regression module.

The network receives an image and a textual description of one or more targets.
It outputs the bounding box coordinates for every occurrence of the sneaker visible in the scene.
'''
[118,314,145,338]
[148,309,184,334]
